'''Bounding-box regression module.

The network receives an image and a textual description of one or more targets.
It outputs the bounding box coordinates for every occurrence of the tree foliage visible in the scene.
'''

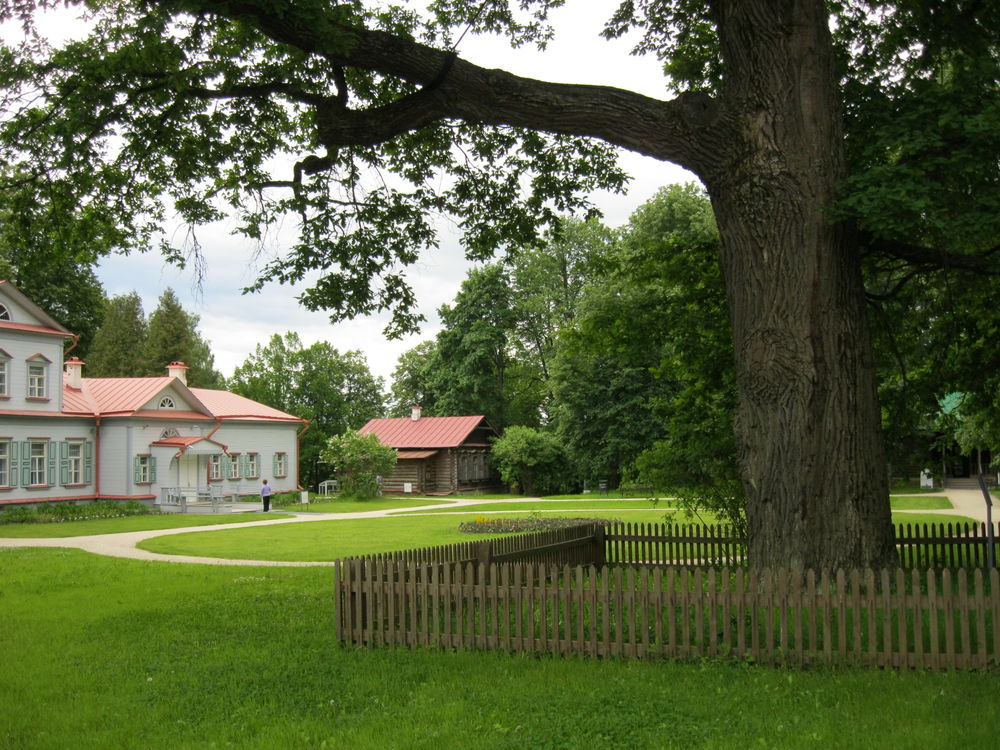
[490,425,569,496]
[320,429,397,500]
[227,332,385,489]
[142,288,224,387]
[85,292,148,378]
[4,0,998,568]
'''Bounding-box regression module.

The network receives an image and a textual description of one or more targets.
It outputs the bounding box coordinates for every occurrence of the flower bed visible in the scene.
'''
[458,516,618,534]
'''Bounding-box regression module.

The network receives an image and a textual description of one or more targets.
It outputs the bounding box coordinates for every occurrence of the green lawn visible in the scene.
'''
[0,512,284,538]
[138,509,697,561]
[890,495,953,510]
[405,499,678,514]
[293,497,452,513]
[2,547,996,750]
[136,507,980,563]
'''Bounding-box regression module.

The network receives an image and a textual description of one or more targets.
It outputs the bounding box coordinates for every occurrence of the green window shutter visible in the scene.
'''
[21,441,30,486]
[272,453,279,476]
[150,457,157,482]
[47,443,55,485]
[240,454,248,477]
[84,442,93,484]
[133,455,141,484]
[221,454,231,476]
[9,441,18,486]
[60,441,69,485]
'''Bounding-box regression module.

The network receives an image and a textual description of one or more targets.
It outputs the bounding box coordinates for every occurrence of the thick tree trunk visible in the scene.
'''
[702,0,897,569]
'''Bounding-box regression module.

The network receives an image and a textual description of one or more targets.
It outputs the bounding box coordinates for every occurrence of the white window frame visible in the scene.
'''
[66,442,83,485]
[208,454,222,481]
[135,455,153,484]
[0,440,10,487]
[0,358,8,397]
[29,441,48,486]
[27,362,47,399]
[246,452,259,479]
[0,304,9,320]
[158,396,176,409]
[228,453,241,480]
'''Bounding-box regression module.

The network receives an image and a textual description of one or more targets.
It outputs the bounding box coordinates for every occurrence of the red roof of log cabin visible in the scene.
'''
[359,415,490,449]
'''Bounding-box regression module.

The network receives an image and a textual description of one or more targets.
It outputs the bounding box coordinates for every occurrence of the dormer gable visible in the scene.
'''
[0,281,72,335]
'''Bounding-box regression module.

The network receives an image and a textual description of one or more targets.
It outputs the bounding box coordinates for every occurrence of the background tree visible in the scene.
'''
[4,1,998,568]
[387,340,439,418]
[142,288,224,387]
[86,292,149,377]
[430,264,541,429]
[228,332,385,489]
[320,430,397,500]
[490,425,569,496]
[0,242,106,357]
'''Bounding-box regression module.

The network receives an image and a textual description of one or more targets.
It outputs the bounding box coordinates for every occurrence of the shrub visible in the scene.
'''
[0,500,157,525]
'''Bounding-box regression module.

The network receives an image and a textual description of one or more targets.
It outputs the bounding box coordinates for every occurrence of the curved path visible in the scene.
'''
[0,490,993,567]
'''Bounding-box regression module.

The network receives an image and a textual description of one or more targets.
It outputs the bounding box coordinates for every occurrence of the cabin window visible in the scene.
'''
[227,453,241,480]
[273,452,288,478]
[0,358,7,397]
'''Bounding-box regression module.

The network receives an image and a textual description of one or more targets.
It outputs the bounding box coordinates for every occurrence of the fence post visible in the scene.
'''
[593,524,606,567]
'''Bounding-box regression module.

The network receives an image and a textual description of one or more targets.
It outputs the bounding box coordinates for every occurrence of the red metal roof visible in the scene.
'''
[54,375,303,423]
[189,388,303,422]
[359,415,492,449]
[396,450,440,459]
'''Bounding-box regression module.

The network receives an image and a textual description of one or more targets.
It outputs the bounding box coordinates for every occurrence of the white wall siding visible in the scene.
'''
[0,416,97,503]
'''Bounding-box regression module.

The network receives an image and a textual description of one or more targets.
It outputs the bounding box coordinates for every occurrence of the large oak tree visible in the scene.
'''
[1,1,997,568]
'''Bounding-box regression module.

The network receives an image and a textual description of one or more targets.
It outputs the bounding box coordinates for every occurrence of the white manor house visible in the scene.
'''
[0,281,306,511]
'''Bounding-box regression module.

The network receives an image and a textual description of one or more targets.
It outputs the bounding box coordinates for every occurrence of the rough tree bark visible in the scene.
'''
[172,0,900,567]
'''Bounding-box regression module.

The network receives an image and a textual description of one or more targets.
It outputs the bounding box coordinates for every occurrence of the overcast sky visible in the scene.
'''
[32,3,696,385]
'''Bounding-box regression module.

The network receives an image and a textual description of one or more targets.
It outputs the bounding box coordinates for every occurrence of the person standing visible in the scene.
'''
[260,479,272,512]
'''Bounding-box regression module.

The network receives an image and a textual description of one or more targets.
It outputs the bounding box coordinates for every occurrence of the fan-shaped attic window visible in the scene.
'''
[159,427,180,440]
[0,304,9,321]
[158,396,176,409]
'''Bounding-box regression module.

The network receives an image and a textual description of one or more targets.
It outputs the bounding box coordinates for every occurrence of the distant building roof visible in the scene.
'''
[359,415,495,449]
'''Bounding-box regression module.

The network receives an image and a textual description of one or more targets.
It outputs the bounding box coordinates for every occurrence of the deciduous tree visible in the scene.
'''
[3,1,996,567]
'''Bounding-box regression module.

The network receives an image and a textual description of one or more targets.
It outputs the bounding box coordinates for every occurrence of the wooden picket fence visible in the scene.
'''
[335,561,999,669]
[604,521,1000,568]
[333,521,1000,668]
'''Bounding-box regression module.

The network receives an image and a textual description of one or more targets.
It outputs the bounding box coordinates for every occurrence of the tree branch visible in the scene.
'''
[170,0,725,174]
[869,235,1000,274]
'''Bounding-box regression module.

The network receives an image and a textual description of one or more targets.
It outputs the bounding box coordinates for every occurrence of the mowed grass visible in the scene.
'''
[296,497,452,513]
[138,509,694,561]
[890,495,953,511]
[406,499,679,514]
[2,547,997,750]
[137,503,980,563]
[0,512,284,538]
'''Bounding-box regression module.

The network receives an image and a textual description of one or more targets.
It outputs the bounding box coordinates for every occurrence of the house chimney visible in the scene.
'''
[411,404,422,421]
[167,361,188,385]
[64,357,84,389]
